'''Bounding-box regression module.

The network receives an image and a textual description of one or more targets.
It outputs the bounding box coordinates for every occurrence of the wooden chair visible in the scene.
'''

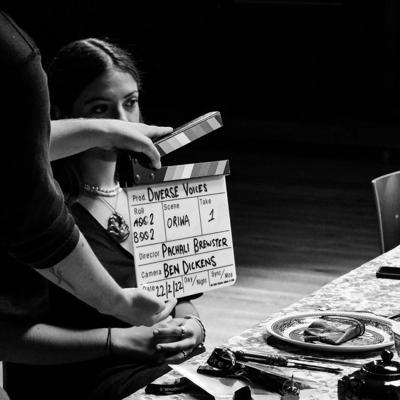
[372,171,400,253]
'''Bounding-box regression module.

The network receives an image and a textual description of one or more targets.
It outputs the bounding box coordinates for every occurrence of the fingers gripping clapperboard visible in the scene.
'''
[124,111,236,300]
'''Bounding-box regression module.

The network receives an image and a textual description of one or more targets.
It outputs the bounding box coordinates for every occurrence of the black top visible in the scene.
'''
[48,202,200,328]
[0,10,79,268]
[5,201,201,400]
[47,202,135,329]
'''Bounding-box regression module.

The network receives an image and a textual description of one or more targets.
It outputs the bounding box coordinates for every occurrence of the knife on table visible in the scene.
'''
[234,350,361,369]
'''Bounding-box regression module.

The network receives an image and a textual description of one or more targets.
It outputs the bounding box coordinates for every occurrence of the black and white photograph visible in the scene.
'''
[0,1,400,399]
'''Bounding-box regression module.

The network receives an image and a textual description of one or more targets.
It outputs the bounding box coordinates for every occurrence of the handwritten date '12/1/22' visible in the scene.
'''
[144,279,184,298]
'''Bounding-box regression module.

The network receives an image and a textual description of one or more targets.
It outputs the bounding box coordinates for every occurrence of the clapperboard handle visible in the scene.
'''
[121,111,223,186]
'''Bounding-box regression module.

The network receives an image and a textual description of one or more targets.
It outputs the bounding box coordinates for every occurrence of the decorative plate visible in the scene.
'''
[265,311,393,353]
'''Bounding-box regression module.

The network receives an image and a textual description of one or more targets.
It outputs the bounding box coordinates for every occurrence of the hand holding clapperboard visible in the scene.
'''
[124,111,236,300]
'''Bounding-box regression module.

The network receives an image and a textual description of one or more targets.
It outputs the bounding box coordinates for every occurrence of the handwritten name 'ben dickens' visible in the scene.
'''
[163,255,217,278]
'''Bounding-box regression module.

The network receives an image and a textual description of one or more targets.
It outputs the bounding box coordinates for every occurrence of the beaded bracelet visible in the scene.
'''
[184,314,206,344]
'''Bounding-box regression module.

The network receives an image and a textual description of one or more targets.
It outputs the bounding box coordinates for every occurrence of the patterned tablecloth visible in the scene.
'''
[125,247,400,400]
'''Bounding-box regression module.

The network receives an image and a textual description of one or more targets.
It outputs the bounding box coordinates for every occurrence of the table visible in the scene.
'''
[125,246,400,399]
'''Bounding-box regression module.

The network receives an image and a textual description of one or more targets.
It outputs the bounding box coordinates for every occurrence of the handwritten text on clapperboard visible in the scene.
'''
[127,175,236,299]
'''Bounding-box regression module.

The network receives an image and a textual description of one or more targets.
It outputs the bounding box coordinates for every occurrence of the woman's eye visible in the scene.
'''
[90,104,108,115]
[124,98,138,109]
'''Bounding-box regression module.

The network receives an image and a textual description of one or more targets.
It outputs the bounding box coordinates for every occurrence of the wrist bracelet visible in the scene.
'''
[184,314,206,344]
[106,327,112,356]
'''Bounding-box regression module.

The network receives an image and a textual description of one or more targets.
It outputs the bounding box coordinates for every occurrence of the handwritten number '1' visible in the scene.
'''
[208,209,215,222]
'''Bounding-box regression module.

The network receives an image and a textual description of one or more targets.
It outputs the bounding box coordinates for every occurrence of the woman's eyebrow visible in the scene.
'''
[124,90,139,99]
[83,90,139,105]
[83,96,108,105]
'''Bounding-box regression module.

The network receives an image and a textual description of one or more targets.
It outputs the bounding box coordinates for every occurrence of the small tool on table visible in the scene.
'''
[292,355,362,368]
[233,349,361,369]
[211,347,343,374]
[199,347,320,397]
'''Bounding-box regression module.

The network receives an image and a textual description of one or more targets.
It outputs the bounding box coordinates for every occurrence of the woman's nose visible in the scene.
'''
[113,106,129,121]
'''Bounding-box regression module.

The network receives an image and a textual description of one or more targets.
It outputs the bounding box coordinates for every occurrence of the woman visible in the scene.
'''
[4,38,205,400]
[0,8,175,329]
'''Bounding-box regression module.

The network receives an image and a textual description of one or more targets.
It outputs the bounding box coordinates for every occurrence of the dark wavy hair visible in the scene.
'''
[49,38,142,198]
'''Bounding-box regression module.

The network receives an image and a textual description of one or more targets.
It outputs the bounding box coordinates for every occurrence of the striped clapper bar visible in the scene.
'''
[154,111,222,157]
[131,159,230,185]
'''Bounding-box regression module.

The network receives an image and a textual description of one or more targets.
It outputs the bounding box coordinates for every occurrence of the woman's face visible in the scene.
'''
[72,68,140,122]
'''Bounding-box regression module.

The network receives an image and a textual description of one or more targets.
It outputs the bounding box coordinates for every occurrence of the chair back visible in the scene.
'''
[372,170,400,253]
[0,386,10,400]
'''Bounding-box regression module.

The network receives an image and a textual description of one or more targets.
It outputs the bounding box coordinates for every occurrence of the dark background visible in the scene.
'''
[4,1,400,260]
[3,0,400,158]
[3,1,400,346]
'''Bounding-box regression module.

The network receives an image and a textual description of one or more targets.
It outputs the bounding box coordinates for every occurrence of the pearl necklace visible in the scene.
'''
[83,183,122,197]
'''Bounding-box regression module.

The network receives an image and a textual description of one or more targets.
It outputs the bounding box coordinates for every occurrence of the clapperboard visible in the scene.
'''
[125,112,236,300]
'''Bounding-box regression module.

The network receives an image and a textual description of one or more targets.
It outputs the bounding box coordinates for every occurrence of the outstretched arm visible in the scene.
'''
[0,319,110,365]
[0,317,175,365]
[37,232,176,326]
[41,119,175,325]
[49,118,172,168]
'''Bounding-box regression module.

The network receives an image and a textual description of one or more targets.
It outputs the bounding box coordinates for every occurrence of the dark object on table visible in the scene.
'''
[303,315,365,345]
[144,345,206,395]
[145,377,195,395]
[281,376,300,400]
[338,349,400,399]
[376,266,400,280]
[233,386,252,400]
[208,347,342,373]
[203,347,316,395]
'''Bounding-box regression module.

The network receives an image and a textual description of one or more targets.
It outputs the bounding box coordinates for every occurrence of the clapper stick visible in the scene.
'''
[154,111,223,157]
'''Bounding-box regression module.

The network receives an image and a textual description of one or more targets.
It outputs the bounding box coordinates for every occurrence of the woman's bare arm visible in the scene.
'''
[37,232,176,326]
[0,319,109,364]
[50,119,172,169]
